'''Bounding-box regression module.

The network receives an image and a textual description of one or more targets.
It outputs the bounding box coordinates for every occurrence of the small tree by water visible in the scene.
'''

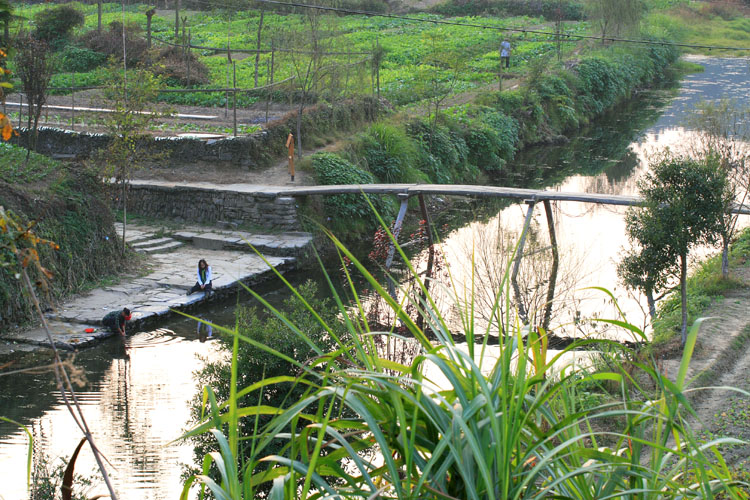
[14,33,52,155]
[688,98,750,278]
[584,0,642,42]
[96,64,168,254]
[621,152,728,346]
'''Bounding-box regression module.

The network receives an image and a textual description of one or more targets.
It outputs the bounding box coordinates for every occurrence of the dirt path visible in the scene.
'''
[660,265,750,469]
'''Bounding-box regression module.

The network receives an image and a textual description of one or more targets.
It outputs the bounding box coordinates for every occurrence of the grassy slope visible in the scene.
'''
[646,1,750,55]
[0,143,124,331]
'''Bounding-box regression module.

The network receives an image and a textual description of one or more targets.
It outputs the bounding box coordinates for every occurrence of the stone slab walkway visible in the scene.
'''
[3,223,312,351]
[172,228,313,258]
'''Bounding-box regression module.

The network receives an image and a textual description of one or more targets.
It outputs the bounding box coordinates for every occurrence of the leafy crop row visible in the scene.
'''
[17,3,576,107]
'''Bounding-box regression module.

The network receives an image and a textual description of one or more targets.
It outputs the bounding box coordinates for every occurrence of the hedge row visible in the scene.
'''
[430,0,585,20]
[310,40,679,231]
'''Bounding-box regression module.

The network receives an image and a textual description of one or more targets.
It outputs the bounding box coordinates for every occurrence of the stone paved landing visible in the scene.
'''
[4,224,303,350]
[3,320,114,350]
[48,246,292,327]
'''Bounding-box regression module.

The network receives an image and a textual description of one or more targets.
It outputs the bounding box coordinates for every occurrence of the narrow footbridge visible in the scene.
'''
[261,183,750,215]
[128,179,750,327]
[281,183,750,326]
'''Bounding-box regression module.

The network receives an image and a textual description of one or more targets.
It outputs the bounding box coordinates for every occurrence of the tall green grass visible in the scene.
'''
[181,211,748,499]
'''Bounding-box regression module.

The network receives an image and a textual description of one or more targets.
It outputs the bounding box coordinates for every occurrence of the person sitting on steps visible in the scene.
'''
[102,308,131,337]
[187,259,213,295]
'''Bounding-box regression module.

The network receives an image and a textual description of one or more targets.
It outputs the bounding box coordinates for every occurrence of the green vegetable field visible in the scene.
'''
[11,2,588,107]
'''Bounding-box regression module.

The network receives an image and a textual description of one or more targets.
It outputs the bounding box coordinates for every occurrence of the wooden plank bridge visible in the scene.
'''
[269,183,750,215]
[278,183,750,327]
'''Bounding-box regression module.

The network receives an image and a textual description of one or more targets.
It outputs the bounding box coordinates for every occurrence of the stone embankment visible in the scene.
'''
[10,97,381,168]
[3,222,313,351]
[127,180,300,230]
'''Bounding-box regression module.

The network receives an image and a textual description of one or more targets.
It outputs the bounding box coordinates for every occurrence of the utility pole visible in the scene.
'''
[146,8,156,48]
[174,0,181,41]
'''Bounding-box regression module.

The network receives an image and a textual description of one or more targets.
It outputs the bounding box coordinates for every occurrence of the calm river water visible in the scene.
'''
[1,56,749,499]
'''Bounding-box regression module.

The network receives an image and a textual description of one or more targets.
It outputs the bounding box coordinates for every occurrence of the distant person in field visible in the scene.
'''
[102,308,131,336]
[500,40,511,69]
[187,259,213,295]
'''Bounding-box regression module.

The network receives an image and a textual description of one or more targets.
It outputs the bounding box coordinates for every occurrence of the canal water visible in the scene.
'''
[433,55,750,339]
[2,56,749,499]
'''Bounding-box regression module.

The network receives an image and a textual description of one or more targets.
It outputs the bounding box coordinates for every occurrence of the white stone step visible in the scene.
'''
[124,233,154,245]
[136,241,184,254]
[131,237,175,249]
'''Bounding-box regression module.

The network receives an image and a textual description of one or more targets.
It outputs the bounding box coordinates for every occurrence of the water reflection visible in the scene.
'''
[0,328,223,500]
[431,57,750,339]
[197,318,215,343]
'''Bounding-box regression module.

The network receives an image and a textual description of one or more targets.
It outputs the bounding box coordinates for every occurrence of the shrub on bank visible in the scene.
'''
[431,0,585,20]
[33,4,84,48]
[310,152,394,229]
[351,123,425,184]
[57,45,107,73]
[79,21,149,66]
[452,105,520,171]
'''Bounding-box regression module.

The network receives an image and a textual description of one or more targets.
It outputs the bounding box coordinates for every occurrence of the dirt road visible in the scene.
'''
[661,264,750,470]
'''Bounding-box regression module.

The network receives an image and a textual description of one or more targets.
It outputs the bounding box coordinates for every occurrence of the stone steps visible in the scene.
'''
[113,224,185,255]
[131,236,175,248]
[137,240,184,254]
[172,230,313,258]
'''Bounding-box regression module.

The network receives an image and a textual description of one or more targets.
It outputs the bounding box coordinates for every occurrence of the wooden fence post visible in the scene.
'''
[232,61,237,137]
[498,46,503,91]
[225,42,231,118]
[146,8,155,48]
[265,59,270,124]
[186,30,191,85]
[71,73,75,130]
[375,36,380,101]
[344,49,351,96]
[175,0,180,41]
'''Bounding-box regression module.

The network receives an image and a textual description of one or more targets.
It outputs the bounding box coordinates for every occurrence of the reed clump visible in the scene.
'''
[181,213,748,499]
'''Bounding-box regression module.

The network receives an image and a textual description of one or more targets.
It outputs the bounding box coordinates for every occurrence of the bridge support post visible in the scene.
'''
[386,193,410,300]
[416,194,434,331]
[542,200,558,332]
[512,198,536,324]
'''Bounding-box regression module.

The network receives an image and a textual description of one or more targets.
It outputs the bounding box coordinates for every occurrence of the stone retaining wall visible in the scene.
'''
[11,97,382,169]
[13,126,280,169]
[127,184,300,230]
